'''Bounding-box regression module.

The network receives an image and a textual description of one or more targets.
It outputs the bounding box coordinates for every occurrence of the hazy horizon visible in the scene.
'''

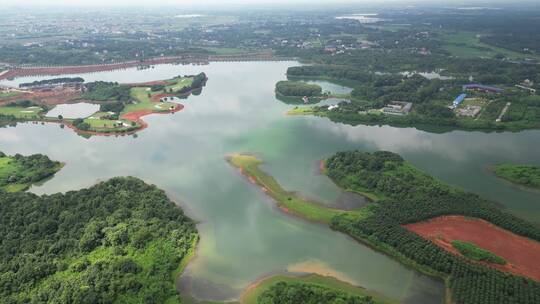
[3,0,539,8]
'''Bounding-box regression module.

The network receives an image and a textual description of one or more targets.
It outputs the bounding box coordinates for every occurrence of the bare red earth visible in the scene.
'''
[404,215,540,281]
[121,104,183,130]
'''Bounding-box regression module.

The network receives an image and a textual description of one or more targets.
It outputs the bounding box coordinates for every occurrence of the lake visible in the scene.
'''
[1,61,539,303]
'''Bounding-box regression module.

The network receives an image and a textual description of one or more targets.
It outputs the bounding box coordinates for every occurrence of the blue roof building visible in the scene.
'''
[453,93,467,108]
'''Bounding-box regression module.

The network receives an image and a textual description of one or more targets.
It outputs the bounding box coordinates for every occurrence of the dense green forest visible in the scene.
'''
[0,177,198,304]
[258,281,375,304]
[82,82,131,102]
[19,77,84,88]
[275,80,322,97]
[0,152,62,192]
[325,151,540,304]
[493,164,540,190]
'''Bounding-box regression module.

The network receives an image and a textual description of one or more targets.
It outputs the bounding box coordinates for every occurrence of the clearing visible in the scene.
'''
[404,215,540,281]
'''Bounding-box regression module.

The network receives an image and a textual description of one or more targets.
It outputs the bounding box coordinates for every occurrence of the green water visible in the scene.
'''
[1,61,539,303]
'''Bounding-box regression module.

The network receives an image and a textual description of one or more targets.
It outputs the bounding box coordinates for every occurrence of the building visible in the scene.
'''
[453,93,467,108]
[456,105,482,117]
[462,84,503,94]
[515,85,536,94]
[383,101,413,115]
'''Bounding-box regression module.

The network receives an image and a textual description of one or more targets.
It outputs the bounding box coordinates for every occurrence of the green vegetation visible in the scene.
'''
[284,65,540,132]
[123,87,177,114]
[451,241,507,265]
[82,82,131,102]
[227,154,371,224]
[0,152,62,192]
[258,281,375,304]
[325,151,540,304]
[275,80,325,104]
[0,91,21,99]
[20,77,84,88]
[0,177,198,303]
[440,31,532,60]
[493,164,540,190]
[275,80,322,97]
[0,105,43,119]
[82,116,140,133]
[242,275,392,304]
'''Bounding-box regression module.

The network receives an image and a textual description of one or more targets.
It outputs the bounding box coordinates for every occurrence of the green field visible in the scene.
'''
[227,154,372,224]
[84,115,139,132]
[492,164,540,190]
[440,31,535,59]
[0,91,21,99]
[241,274,394,304]
[452,240,507,265]
[0,106,43,119]
[165,76,193,92]
[122,87,177,115]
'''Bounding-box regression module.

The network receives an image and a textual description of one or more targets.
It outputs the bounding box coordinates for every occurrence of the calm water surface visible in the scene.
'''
[1,61,539,303]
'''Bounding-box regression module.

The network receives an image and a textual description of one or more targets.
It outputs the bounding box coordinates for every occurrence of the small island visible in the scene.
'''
[0,151,63,192]
[492,164,540,190]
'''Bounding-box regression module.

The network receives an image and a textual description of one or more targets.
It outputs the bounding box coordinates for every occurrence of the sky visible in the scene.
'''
[3,0,363,5]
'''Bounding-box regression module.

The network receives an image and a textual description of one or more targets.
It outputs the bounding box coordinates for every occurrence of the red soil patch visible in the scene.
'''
[404,215,540,281]
[0,88,80,106]
[120,104,183,131]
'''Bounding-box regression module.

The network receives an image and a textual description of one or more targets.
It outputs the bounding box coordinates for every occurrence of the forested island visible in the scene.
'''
[0,177,198,303]
[0,152,63,192]
[492,164,540,190]
[230,151,540,304]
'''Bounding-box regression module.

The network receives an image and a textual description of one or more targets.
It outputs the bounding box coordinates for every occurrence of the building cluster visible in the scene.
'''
[383,101,413,115]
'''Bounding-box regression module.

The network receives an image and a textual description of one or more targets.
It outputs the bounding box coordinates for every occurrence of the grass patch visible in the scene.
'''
[0,106,43,119]
[439,31,534,59]
[492,164,540,190]
[0,91,22,99]
[123,87,177,115]
[452,240,507,265]
[227,154,372,224]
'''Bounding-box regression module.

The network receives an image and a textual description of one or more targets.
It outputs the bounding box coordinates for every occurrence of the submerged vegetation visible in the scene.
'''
[0,177,198,303]
[493,164,540,190]
[0,152,62,192]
